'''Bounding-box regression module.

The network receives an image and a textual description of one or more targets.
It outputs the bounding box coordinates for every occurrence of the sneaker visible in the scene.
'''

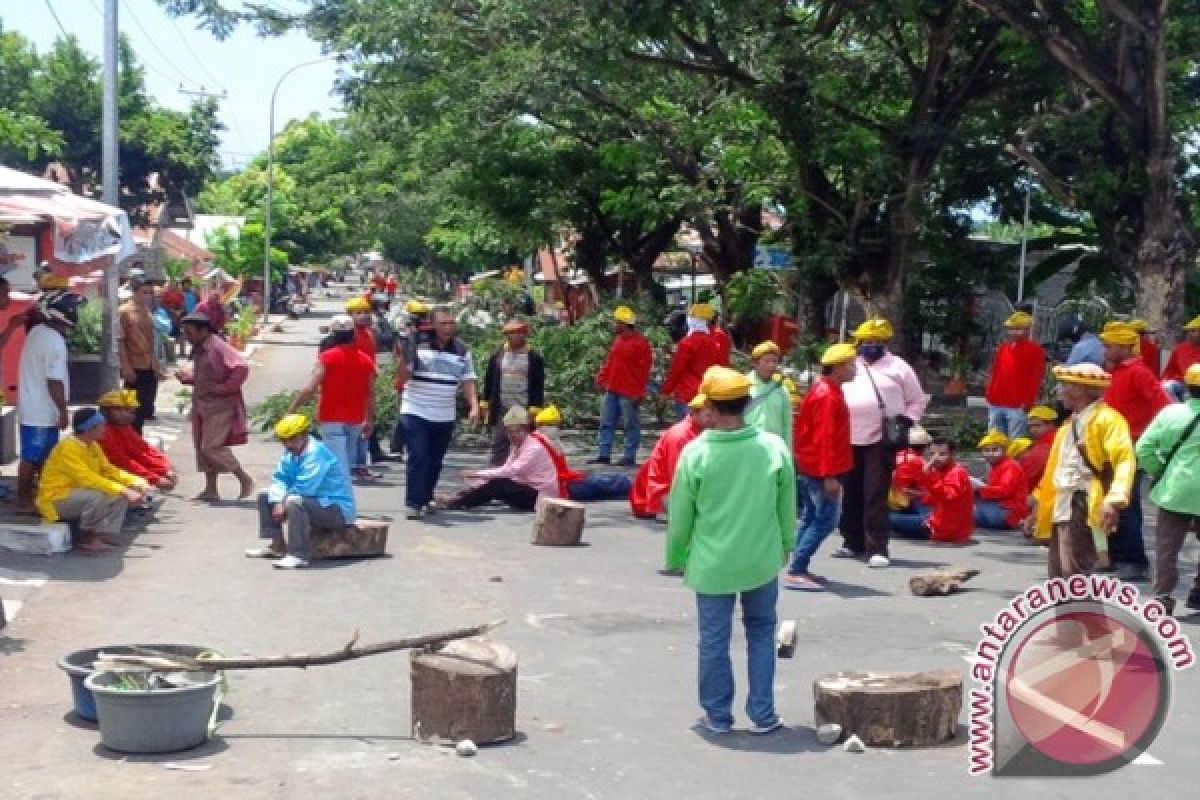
[831,546,861,559]
[748,717,784,735]
[244,546,283,559]
[587,456,611,465]
[696,716,732,735]
[272,555,309,569]
[1156,595,1177,616]
[868,555,890,569]
[1187,590,1200,612]
[405,506,425,520]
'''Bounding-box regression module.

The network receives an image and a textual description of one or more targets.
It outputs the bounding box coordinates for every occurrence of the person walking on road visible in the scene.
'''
[837,319,928,569]
[592,306,653,466]
[784,343,855,591]
[178,310,254,502]
[289,314,377,479]
[247,414,355,570]
[395,307,480,519]
[119,277,164,433]
[666,366,795,736]
[1138,365,1200,615]
[482,320,545,466]
[984,311,1046,439]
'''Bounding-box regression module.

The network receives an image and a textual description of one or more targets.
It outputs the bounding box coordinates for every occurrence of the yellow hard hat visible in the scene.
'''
[1004,311,1034,328]
[1186,364,1200,387]
[688,303,715,321]
[535,405,562,426]
[978,430,1010,449]
[274,413,310,440]
[821,343,857,366]
[1028,405,1058,423]
[405,299,430,314]
[613,306,636,324]
[1183,315,1200,331]
[1007,437,1033,459]
[97,389,129,408]
[687,393,707,410]
[345,297,372,313]
[751,340,781,360]
[699,366,752,401]
[1099,321,1139,346]
[853,318,894,342]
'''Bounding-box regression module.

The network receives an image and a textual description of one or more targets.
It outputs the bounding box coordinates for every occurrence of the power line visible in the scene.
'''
[166,14,227,92]
[117,0,195,86]
[42,0,69,38]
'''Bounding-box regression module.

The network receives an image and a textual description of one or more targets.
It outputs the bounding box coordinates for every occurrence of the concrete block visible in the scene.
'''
[0,521,71,555]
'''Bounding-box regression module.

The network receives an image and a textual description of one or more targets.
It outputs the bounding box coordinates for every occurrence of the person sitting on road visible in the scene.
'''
[97,389,178,492]
[437,406,558,512]
[887,425,932,512]
[971,430,1030,530]
[36,407,149,553]
[246,414,356,570]
[533,405,633,502]
[888,437,973,544]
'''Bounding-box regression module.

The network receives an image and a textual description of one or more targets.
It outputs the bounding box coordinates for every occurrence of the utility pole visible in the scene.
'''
[102,0,120,390]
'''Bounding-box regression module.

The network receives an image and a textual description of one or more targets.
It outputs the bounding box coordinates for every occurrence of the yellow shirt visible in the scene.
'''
[36,435,144,522]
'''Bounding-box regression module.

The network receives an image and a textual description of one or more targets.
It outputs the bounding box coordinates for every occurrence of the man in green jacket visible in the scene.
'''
[667,365,797,736]
[1137,364,1200,616]
[744,340,794,452]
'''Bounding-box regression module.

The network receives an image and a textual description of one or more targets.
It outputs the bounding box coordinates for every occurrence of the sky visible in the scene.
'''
[3,0,343,170]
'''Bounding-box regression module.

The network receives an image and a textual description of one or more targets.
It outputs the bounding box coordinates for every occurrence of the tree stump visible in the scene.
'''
[410,637,517,744]
[908,567,980,597]
[532,498,585,546]
[310,519,388,560]
[813,670,963,747]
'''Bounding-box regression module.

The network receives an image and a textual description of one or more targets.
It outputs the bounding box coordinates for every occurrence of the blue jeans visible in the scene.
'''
[1110,470,1148,567]
[974,499,1010,529]
[403,414,456,510]
[317,422,362,479]
[787,475,842,575]
[566,473,632,502]
[695,579,779,730]
[987,405,1028,439]
[597,391,640,461]
[890,504,931,538]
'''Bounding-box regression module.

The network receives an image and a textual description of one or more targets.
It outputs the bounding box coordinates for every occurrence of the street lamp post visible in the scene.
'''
[264,57,334,325]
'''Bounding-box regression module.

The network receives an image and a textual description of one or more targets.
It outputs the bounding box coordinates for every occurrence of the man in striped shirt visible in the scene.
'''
[394,308,480,519]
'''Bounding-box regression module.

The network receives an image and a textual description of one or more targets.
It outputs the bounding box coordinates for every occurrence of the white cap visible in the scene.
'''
[330,314,354,332]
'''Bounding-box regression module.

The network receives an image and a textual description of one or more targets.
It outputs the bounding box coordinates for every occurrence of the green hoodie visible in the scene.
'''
[666,426,797,595]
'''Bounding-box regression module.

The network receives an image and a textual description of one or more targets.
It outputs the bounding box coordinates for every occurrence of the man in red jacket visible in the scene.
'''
[1164,315,1200,400]
[661,303,723,418]
[784,343,856,591]
[593,306,653,465]
[971,430,1029,530]
[1017,405,1058,487]
[985,311,1046,438]
[1102,321,1172,580]
[97,389,177,491]
[888,438,973,543]
[629,392,711,518]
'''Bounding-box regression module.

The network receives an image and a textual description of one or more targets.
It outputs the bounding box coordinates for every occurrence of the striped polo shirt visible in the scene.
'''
[400,338,476,423]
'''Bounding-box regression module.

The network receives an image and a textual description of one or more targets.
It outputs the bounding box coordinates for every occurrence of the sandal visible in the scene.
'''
[783,574,825,592]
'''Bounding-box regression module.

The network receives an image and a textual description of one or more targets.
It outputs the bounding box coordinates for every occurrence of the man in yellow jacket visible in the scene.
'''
[36,407,149,553]
[1031,364,1135,578]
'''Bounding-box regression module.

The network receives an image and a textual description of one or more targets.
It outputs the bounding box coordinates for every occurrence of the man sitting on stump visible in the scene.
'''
[247,414,356,570]
[97,389,178,492]
[37,408,149,553]
[438,406,559,511]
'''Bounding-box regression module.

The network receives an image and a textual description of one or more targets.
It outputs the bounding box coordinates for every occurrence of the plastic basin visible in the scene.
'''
[85,670,222,754]
[57,644,213,722]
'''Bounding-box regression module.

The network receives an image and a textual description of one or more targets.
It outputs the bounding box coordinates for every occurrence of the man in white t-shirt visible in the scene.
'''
[15,293,82,513]
[394,308,480,519]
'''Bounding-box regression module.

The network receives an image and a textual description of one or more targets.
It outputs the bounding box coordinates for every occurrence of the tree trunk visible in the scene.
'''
[623,218,680,304]
[574,225,609,289]
[813,670,963,747]
[411,638,517,744]
[532,498,586,546]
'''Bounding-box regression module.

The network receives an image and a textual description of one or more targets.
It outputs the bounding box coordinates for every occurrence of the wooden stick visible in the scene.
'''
[95,620,505,673]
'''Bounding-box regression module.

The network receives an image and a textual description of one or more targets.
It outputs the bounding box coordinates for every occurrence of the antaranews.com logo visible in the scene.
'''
[968,574,1194,776]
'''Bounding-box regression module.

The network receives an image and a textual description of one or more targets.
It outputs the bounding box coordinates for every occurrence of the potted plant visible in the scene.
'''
[945,352,970,396]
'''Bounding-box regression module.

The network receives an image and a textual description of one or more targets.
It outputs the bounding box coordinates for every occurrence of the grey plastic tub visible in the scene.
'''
[85,670,221,754]
[58,644,213,722]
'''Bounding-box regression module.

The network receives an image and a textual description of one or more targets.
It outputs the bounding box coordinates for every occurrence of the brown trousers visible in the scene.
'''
[841,442,895,557]
[1153,508,1200,597]
[1048,491,1095,579]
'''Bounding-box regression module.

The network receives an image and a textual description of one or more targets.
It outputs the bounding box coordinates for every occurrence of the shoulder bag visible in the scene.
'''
[863,364,911,450]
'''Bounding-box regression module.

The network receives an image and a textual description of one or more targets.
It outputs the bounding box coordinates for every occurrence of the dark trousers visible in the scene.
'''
[124,369,158,433]
[1049,491,1095,579]
[403,414,456,510]
[447,477,538,511]
[840,442,895,557]
[1153,508,1200,597]
[1109,470,1149,567]
[390,412,406,455]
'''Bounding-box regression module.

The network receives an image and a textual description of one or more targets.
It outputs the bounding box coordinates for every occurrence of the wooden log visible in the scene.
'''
[813,670,963,747]
[411,637,517,744]
[531,498,585,546]
[310,518,388,560]
[908,567,980,597]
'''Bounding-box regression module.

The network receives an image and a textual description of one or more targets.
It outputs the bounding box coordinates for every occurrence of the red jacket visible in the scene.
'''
[710,325,732,367]
[921,462,974,543]
[1105,357,1171,440]
[1140,335,1161,378]
[355,325,377,365]
[793,376,851,478]
[99,424,171,482]
[597,330,653,399]
[661,331,723,404]
[531,432,585,499]
[1017,429,1055,488]
[977,456,1029,527]
[629,417,700,517]
[985,339,1046,408]
[1164,341,1200,382]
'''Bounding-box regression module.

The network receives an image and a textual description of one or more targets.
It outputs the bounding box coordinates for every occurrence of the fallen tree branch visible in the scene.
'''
[95,620,505,672]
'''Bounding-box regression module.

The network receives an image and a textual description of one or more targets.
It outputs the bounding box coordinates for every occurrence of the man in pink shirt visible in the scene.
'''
[437,406,558,511]
[834,318,929,568]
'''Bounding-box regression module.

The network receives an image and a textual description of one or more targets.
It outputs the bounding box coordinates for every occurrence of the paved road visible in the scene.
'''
[1,300,1197,799]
